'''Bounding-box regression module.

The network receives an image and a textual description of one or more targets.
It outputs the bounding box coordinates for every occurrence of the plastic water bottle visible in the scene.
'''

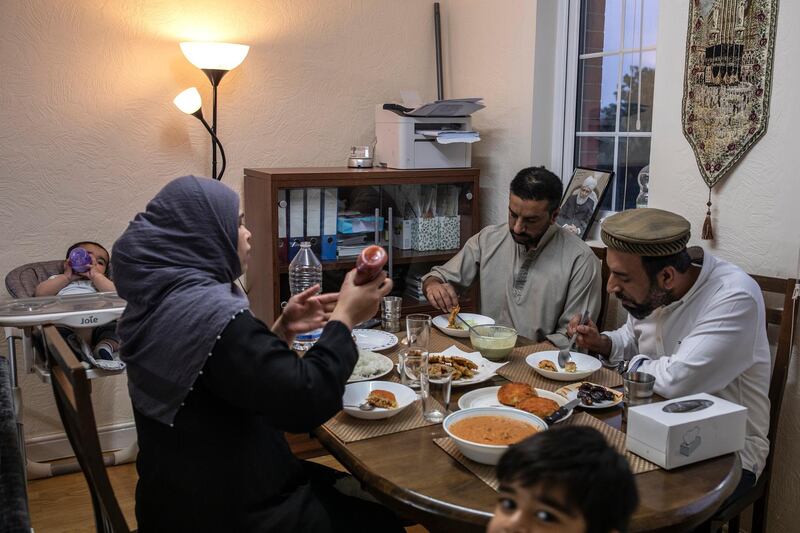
[288,241,323,350]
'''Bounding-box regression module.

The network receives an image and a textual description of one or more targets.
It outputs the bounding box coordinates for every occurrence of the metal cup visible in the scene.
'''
[381,296,403,332]
[622,371,656,422]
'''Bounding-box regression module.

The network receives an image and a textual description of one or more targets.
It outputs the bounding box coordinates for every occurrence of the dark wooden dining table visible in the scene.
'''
[314,330,740,533]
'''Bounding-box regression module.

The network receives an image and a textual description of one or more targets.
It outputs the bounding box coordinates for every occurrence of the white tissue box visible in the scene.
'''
[625,393,747,470]
[393,218,416,250]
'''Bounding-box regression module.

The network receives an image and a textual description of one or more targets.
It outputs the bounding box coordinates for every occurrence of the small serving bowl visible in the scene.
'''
[442,407,548,465]
[469,325,518,361]
[342,381,416,420]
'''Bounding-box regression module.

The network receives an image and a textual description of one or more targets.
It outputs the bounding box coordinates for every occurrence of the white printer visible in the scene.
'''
[375,104,480,169]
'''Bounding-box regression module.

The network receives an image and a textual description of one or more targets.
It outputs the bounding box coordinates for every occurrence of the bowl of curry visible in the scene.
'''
[443,407,548,465]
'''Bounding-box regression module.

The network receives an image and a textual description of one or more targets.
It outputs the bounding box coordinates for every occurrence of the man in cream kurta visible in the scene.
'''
[422,167,602,345]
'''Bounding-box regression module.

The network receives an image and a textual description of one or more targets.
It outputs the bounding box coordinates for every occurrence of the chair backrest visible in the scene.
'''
[5,260,65,298]
[750,276,798,454]
[0,355,31,532]
[590,246,611,330]
[42,325,130,533]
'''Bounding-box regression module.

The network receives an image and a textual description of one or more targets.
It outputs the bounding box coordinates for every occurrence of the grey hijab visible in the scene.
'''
[113,176,249,426]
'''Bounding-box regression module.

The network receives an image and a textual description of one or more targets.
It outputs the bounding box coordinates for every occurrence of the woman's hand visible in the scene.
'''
[330,270,393,330]
[272,284,339,344]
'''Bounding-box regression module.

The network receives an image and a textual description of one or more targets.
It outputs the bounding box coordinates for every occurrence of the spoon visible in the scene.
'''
[559,310,590,369]
[455,313,478,335]
[343,402,375,411]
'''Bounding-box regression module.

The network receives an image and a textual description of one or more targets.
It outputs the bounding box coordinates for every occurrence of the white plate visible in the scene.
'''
[432,313,495,338]
[425,345,507,387]
[556,382,623,410]
[342,381,417,420]
[525,351,602,381]
[352,329,398,351]
[457,386,573,423]
[347,352,394,383]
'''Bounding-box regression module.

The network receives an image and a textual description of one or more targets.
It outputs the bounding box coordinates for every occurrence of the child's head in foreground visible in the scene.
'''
[487,425,639,533]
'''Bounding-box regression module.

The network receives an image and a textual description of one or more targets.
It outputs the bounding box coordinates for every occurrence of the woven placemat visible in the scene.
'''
[323,398,443,443]
[496,343,624,391]
[562,412,660,474]
[433,437,500,491]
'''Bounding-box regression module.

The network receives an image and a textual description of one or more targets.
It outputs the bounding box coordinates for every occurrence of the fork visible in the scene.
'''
[559,310,590,369]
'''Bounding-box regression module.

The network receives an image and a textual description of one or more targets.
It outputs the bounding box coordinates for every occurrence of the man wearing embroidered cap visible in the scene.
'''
[568,207,770,507]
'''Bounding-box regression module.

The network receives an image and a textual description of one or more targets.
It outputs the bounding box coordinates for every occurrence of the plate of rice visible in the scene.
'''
[348,350,395,383]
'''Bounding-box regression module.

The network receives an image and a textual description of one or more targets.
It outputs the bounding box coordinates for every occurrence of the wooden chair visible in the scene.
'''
[42,325,133,533]
[590,246,611,330]
[711,275,798,533]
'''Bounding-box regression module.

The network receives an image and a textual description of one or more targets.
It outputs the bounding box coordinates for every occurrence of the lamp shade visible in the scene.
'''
[174,87,202,115]
[180,42,249,71]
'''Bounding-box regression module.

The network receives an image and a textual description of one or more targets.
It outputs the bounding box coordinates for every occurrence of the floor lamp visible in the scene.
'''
[176,41,249,181]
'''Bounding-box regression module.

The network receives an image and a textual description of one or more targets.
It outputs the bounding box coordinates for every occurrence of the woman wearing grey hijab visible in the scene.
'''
[113,176,400,532]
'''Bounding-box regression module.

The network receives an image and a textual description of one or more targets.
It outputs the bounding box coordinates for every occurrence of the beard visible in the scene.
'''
[619,284,676,320]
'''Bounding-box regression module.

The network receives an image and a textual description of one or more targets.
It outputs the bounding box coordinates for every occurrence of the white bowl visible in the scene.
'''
[442,407,548,465]
[342,381,417,420]
[525,351,602,381]
[432,313,495,338]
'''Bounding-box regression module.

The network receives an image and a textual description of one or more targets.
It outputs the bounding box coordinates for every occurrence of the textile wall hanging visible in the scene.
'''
[682,0,778,239]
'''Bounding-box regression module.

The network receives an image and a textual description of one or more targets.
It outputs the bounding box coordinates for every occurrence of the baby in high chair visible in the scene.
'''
[34,241,124,370]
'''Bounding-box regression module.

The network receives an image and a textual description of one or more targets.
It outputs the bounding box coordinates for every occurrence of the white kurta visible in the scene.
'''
[422,223,602,345]
[604,252,770,477]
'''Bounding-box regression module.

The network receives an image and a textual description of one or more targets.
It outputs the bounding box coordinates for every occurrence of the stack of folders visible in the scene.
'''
[404,272,427,303]
[337,234,372,257]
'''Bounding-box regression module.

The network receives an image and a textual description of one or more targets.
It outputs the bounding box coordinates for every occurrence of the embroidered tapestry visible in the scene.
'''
[682,0,778,238]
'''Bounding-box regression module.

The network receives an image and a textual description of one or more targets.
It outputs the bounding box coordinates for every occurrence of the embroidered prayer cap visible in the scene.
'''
[601,208,690,257]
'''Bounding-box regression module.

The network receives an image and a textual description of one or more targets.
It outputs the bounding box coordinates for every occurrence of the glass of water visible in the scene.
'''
[424,365,454,423]
[400,349,427,392]
[403,314,431,394]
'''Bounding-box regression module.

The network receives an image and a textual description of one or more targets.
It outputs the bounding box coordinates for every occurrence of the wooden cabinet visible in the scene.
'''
[243,167,481,324]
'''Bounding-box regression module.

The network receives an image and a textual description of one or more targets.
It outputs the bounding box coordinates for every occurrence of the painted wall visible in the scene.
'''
[649,2,800,530]
[441,0,538,224]
[0,0,538,452]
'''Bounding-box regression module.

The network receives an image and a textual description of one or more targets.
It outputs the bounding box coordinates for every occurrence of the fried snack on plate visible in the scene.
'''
[565,361,577,373]
[366,389,398,409]
[538,360,558,372]
[428,354,478,380]
[447,304,462,329]
[497,382,535,406]
[515,396,560,418]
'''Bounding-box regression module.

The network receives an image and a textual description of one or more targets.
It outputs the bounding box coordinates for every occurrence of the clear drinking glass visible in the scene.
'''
[424,365,454,423]
[403,314,431,394]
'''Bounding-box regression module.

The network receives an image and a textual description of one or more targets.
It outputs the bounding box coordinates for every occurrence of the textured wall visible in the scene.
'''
[442,0,538,224]
[649,2,800,530]
[0,1,537,447]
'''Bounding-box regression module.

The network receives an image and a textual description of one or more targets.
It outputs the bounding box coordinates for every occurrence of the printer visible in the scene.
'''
[375,105,479,169]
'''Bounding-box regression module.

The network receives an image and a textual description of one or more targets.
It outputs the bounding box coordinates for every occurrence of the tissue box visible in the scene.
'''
[626,393,747,470]
[337,215,385,235]
[393,218,416,250]
[437,215,460,250]
[415,217,439,251]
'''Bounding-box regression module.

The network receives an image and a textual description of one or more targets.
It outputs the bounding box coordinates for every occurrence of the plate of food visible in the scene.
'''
[426,346,507,387]
[556,381,622,409]
[342,381,417,420]
[431,306,495,338]
[458,383,574,422]
[348,349,394,383]
[525,351,601,381]
[352,329,398,351]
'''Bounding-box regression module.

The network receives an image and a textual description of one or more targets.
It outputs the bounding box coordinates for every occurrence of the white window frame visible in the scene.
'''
[556,0,657,212]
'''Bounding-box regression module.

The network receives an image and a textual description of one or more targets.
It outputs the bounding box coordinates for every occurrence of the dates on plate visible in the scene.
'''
[577,382,615,406]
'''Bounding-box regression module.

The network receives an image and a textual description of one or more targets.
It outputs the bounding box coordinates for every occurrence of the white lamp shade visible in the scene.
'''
[174,87,202,115]
[180,42,249,71]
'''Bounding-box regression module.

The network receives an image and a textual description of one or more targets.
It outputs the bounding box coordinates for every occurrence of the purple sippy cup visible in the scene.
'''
[68,247,93,273]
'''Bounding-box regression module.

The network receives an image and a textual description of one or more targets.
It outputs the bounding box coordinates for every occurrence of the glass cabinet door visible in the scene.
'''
[277,182,476,315]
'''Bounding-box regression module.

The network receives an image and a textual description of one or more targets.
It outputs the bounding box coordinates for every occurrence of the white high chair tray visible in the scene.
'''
[0,292,126,327]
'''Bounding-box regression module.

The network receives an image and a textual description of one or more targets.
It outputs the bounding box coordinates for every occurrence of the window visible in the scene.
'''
[564,0,659,211]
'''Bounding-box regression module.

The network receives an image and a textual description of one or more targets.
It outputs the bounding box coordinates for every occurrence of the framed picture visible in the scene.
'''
[556,167,614,240]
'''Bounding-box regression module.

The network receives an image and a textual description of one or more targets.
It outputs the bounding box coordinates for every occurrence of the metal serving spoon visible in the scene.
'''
[343,402,375,411]
[559,310,590,369]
